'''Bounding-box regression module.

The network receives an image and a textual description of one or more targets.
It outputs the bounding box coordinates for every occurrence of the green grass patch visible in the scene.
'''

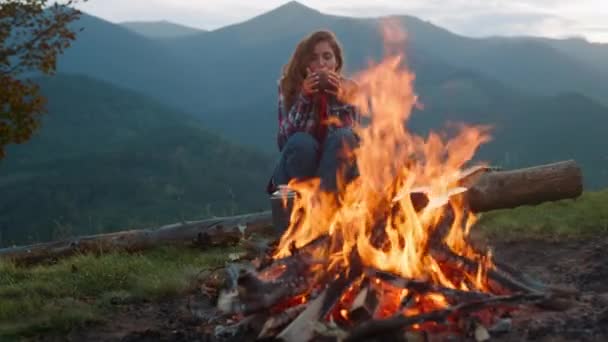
[477,189,608,240]
[0,246,238,339]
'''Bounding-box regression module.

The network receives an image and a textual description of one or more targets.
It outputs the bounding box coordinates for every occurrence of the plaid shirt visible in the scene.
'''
[276,83,361,151]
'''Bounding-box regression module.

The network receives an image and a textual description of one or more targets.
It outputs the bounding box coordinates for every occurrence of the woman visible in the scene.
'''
[267,30,361,195]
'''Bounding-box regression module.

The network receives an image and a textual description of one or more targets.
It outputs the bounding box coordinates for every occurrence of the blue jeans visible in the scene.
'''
[272,128,359,193]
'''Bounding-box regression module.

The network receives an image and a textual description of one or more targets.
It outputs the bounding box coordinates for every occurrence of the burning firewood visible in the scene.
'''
[429,246,542,295]
[217,263,314,316]
[275,290,331,342]
[212,196,573,340]
[367,268,491,304]
[210,179,579,340]
[343,293,549,342]
[276,254,363,342]
[257,304,307,339]
[348,280,379,323]
[429,244,578,309]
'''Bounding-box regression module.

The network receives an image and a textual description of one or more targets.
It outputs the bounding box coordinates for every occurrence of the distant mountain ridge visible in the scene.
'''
[527,36,608,76]
[121,20,205,39]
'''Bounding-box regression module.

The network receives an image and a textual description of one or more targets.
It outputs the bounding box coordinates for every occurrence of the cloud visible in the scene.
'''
[76,0,608,42]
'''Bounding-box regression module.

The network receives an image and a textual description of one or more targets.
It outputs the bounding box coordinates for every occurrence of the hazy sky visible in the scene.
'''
[78,0,608,43]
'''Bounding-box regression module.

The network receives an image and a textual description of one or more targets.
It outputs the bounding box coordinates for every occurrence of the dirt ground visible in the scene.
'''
[56,236,608,341]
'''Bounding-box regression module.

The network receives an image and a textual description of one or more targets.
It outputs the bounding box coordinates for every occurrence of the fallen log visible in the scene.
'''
[0,160,583,264]
[461,160,583,213]
[0,211,273,265]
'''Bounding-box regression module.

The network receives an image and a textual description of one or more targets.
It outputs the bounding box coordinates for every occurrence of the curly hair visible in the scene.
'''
[279,30,344,112]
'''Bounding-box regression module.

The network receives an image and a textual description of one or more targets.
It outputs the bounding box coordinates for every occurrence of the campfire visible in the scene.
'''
[213,22,578,341]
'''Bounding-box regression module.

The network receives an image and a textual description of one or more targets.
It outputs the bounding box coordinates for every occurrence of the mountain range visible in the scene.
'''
[2,1,607,245]
[0,75,273,246]
[54,2,608,150]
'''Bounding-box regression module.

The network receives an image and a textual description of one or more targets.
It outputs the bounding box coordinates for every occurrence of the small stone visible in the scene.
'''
[475,324,491,342]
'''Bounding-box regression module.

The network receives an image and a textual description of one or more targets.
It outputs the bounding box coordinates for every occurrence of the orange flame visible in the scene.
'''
[274,20,494,308]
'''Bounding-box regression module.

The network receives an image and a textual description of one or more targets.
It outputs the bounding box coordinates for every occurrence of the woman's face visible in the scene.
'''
[308,40,338,72]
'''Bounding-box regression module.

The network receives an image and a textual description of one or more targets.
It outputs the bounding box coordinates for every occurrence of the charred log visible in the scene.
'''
[368,269,491,304]
[275,249,364,342]
[430,246,543,294]
[257,304,307,339]
[217,255,320,315]
[344,293,549,342]
[349,280,380,323]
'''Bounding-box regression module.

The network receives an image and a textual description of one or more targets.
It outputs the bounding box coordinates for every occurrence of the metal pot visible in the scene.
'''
[269,186,297,234]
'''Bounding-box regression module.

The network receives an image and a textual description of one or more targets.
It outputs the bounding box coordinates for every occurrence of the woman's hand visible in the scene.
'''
[324,70,342,97]
[301,67,319,97]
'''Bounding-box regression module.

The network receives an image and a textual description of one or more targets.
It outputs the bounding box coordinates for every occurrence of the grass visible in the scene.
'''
[0,246,239,340]
[477,189,608,241]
